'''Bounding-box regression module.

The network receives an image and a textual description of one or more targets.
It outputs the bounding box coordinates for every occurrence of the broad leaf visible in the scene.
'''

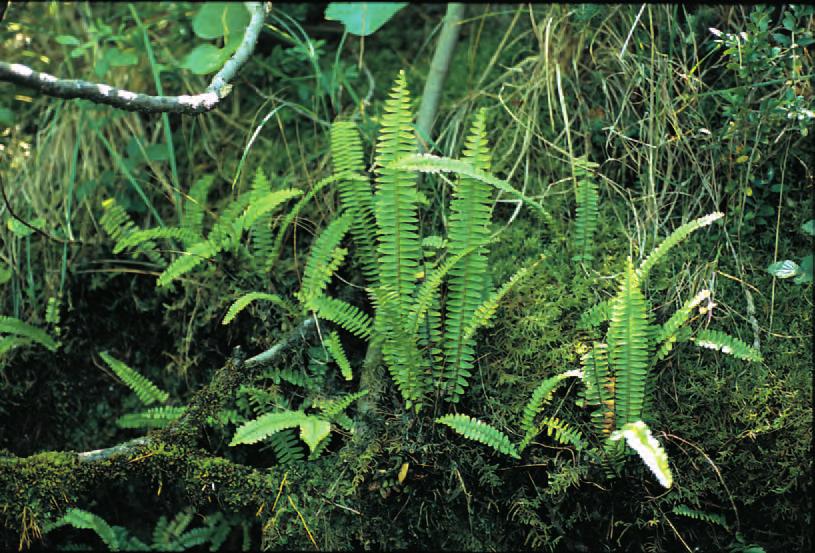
[324,3,407,36]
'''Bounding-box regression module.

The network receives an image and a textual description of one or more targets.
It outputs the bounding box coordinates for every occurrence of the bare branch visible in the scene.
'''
[0,2,271,115]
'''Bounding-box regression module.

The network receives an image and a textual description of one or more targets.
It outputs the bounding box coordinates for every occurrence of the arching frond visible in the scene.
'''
[298,214,352,304]
[692,329,763,362]
[0,316,58,352]
[222,292,289,325]
[99,351,169,406]
[181,174,214,240]
[436,413,520,459]
[637,212,723,280]
[116,406,186,429]
[518,369,583,451]
[309,296,373,339]
[324,330,353,381]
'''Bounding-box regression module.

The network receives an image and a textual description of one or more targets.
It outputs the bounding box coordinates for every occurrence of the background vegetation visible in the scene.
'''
[1,3,812,551]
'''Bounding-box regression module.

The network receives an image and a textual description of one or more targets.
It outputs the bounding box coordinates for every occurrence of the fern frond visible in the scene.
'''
[100,198,163,265]
[518,369,583,451]
[230,411,310,446]
[608,258,651,429]
[654,290,710,362]
[0,316,58,351]
[0,336,32,357]
[578,299,611,330]
[391,153,553,226]
[672,504,728,528]
[113,227,202,255]
[692,329,763,362]
[324,331,353,381]
[609,420,672,488]
[436,413,520,459]
[637,212,723,280]
[298,215,352,304]
[181,175,214,241]
[99,351,169,405]
[442,109,495,404]
[308,431,332,460]
[525,416,587,451]
[298,416,331,454]
[242,189,302,230]
[314,390,369,418]
[571,156,600,263]
[116,406,186,429]
[248,168,275,265]
[373,71,421,317]
[331,121,378,284]
[269,428,305,465]
[579,342,615,437]
[309,296,373,339]
[207,193,251,251]
[268,175,339,265]
[222,292,289,325]
[51,509,120,551]
[156,240,217,288]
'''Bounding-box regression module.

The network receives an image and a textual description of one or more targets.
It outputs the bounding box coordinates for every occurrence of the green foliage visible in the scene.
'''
[609,420,673,488]
[99,351,169,405]
[46,508,126,551]
[637,212,724,281]
[518,370,583,452]
[692,329,763,362]
[672,504,728,528]
[0,315,59,352]
[180,175,214,239]
[99,198,163,265]
[221,292,289,325]
[323,330,353,381]
[435,413,520,459]
[571,157,600,263]
[297,214,352,306]
[116,406,186,429]
[324,3,407,37]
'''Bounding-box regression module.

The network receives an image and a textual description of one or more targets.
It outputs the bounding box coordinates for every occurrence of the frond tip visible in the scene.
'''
[609,420,673,488]
[436,413,520,458]
[692,329,762,362]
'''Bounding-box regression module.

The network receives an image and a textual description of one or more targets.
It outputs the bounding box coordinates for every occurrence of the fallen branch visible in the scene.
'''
[0,2,270,114]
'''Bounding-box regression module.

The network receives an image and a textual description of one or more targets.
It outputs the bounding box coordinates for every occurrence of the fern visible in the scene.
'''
[609,420,673,488]
[518,369,583,451]
[607,258,651,429]
[230,411,310,446]
[654,289,710,362]
[0,316,58,351]
[309,296,373,339]
[436,413,520,459]
[298,416,331,453]
[297,214,352,304]
[180,175,214,240]
[156,240,218,288]
[313,390,369,418]
[243,189,303,230]
[571,157,600,263]
[637,212,723,280]
[269,428,305,465]
[324,330,353,381]
[579,342,615,437]
[331,121,378,283]
[442,109,494,403]
[391,153,553,226]
[99,351,169,406]
[116,406,186,429]
[578,299,611,330]
[248,168,275,267]
[49,508,121,551]
[0,336,32,357]
[222,292,289,325]
[99,197,164,265]
[113,227,202,255]
[692,329,763,362]
[671,504,728,528]
[525,416,587,451]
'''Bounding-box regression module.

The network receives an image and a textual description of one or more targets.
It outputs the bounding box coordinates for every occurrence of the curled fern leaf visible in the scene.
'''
[609,420,672,488]
[692,329,762,362]
[436,413,520,459]
[0,316,58,352]
[637,212,723,280]
[222,292,289,325]
[99,351,169,406]
[116,406,186,429]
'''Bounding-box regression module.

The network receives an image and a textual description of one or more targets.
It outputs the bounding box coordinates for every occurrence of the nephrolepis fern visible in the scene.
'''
[436,413,520,459]
[0,316,59,353]
[99,351,169,405]
[571,156,600,263]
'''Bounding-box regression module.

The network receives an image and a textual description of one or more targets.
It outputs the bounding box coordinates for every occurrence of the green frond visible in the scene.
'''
[309,296,373,339]
[229,410,310,446]
[0,316,59,351]
[0,336,33,357]
[314,390,369,418]
[436,413,520,459]
[579,342,615,437]
[298,215,352,304]
[207,193,251,251]
[99,351,169,406]
[578,299,611,330]
[442,109,495,404]
[523,416,587,452]
[308,431,333,460]
[324,330,353,380]
[156,240,218,288]
[571,156,600,263]
[654,289,711,362]
[672,504,728,528]
[461,262,536,346]
[692,329,763,362]
[242,189,302,230]
[269,429,305,465]
[331,121,378,284]
[608,258,651,429]
[421,235,447,252]
[181,175,214,240]
[518,369,583,451]
[113,227,202,255]
[99,197,163,265]
[391,153,553,226]
[116,406,186,429]
[299,416,332,453]
[609,420,672,488]
[222,292,289,325]
[637,212,723,280]
[269,174,339,265]
[49,508,120,551]
[248,168,275,266]
[373,70,421,317]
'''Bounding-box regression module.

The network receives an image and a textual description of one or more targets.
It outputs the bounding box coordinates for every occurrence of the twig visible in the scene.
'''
[0,3,270,114]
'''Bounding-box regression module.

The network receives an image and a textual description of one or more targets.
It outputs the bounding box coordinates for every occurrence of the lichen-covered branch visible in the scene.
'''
[0,2,270,114]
